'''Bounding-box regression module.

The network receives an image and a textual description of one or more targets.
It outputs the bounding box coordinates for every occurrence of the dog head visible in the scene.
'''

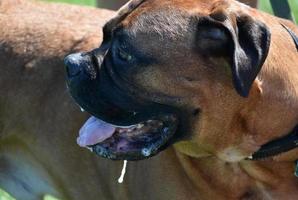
[64,0,271,161]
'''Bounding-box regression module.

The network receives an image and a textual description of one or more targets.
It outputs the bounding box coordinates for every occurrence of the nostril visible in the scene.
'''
[64,53,83,77]
[66,63,81,77]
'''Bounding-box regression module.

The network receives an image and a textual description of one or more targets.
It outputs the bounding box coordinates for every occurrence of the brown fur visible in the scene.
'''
[130,0,298,199]
[1,0,298,200]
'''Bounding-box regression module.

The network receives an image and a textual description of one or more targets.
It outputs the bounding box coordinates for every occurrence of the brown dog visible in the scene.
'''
[64,0,298,199]
[2,0,298,200]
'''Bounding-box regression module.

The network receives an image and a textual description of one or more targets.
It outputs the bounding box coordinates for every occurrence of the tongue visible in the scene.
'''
[77,116,116,147]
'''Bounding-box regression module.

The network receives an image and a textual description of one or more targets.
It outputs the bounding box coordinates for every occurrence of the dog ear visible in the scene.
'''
[197,12,271,97]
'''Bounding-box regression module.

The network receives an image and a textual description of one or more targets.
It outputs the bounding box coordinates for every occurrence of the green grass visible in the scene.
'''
[0,189,15,200]
[0,190,60,200]
[44,195,60,200]
[259,0,298,22]
[0,189,60,200]
[289,0,298,22]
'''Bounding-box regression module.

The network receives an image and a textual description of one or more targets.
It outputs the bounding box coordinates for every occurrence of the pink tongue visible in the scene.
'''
[77,116,116,147]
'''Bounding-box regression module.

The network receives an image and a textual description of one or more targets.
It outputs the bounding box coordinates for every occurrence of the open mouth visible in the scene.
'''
[77,113,178,161]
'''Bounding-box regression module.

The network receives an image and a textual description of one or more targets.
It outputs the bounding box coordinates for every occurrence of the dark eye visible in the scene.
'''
[118,47,133,62]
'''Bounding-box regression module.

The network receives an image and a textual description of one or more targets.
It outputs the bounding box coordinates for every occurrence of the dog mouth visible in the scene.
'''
[78,115,178,161]
[77,113,178,161]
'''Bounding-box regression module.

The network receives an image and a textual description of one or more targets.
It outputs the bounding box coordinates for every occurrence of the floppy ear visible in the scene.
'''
[197,12,271,97]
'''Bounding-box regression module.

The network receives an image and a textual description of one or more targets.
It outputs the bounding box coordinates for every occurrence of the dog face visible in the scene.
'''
[65,0,270,161]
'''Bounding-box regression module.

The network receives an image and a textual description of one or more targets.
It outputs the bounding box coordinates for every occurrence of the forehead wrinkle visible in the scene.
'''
[119,0,234,39]
[125,7,195,42]
[122,0,224,22]
[144,9,190,38]
[120,0,238,31]
[111,0,237,56]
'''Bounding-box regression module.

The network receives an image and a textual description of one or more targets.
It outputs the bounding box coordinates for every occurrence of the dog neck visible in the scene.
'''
[174,147,298,199]
[242,24,298,163]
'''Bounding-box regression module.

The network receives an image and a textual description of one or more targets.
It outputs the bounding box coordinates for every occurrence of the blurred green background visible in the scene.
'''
[0,0,297,200]
[44,0,96,6]
[42,0,298,22]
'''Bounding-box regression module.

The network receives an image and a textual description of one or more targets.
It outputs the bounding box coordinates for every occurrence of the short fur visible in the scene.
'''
[1,0,298,200]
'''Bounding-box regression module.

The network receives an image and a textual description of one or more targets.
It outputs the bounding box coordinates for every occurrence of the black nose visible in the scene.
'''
[64,53,84,77]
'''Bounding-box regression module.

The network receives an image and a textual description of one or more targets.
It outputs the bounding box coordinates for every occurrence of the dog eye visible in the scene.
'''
[199,27,227,41]
[118,48,133,62]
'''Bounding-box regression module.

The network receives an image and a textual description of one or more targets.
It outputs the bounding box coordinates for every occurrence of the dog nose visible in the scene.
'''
[64,53,83,77]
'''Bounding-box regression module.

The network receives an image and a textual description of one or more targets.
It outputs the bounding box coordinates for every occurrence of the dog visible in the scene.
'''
[0,0,297,200]
[64,0,298,199]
